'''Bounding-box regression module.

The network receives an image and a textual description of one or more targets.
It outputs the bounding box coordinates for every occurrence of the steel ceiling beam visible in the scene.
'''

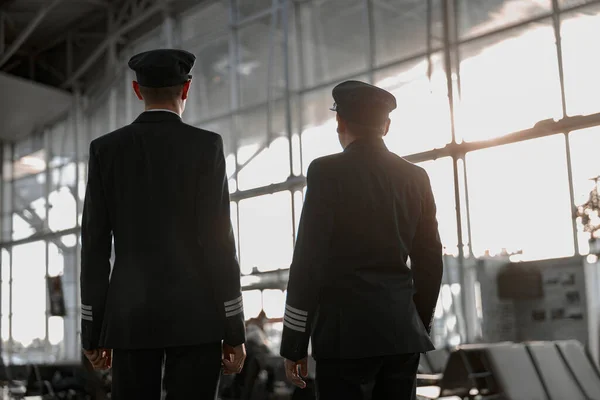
[33,11,107,56]
[62,0,162,88]
[0,0,63,68]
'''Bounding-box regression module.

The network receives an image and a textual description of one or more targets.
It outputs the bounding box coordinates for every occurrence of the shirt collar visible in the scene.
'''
[145,108,181,117]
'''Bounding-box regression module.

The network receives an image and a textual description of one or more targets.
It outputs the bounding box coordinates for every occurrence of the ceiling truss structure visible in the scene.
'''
[0,0,174,92]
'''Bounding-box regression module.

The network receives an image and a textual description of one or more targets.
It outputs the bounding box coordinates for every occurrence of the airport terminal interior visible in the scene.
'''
[1,0,600,398]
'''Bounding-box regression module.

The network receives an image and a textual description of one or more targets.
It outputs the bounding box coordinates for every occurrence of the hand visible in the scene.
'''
[222,343,246,375]
[285,358,308,389]
[83,348,112,370]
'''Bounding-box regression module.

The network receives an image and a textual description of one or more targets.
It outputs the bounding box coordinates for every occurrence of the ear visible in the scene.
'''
[336,113,346,134]
[182,80,191,100]
[132,81,143,100]
[382,118,391,137]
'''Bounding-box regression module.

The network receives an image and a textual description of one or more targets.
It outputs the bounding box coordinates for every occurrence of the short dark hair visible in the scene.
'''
[139,84,184,104]
[345,119,387,137]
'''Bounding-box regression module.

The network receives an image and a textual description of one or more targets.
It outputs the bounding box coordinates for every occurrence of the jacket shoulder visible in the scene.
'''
[180,123,223,145]
[387,152,430,181]
[89,125,130,153]
[90,122,223,153]
[307,153,344,175]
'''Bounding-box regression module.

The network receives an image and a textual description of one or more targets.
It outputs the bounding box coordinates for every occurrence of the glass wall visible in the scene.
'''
[2,0,600,362]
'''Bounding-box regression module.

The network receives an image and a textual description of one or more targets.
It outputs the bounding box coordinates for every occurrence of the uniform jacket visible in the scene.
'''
[80,110,245,350]
[280,137,443,361]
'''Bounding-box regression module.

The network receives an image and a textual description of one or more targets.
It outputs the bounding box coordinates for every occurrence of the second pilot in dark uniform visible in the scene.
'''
[280,81,444,399]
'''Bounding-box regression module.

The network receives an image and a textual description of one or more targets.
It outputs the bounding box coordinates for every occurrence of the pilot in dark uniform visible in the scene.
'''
[80,49,246,399]
[280,81,444,399]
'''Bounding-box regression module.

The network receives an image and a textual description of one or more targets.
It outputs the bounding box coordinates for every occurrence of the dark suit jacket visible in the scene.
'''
[280,137,443,361]
[80,110,245,350]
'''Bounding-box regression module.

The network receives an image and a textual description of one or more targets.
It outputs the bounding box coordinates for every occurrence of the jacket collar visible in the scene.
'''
[343,137,388,153]
[133,110,182,124]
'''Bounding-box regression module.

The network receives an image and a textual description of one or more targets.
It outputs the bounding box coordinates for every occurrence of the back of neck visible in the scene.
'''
[145,104,181,116]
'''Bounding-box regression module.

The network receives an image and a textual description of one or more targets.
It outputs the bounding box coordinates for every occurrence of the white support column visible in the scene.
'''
[73,89,84,361]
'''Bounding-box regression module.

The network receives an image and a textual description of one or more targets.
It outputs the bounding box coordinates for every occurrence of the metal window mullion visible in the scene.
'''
[282,0,298,243]
[229,0,242,267]
[43,129,52,354]
[452,0,462,101]
[293,0,305,176]
[443,0,468,343]
[551,0,568,118]
[8,143,14,362]
[265,0,279,152]
[461,156,474,258]
[365,0,375,83]
[426,0,433,81]
[564,132,580,254]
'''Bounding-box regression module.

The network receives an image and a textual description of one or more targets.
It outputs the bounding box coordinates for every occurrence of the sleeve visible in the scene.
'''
[205,136,245,347]
[410,171,444,335]
[280,161,335,362]
[80,142,113,351]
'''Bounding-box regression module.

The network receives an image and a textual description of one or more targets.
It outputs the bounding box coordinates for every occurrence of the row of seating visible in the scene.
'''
[418,340,600,399]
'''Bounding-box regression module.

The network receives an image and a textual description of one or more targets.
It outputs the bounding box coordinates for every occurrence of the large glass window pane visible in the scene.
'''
[298,0,368,88]
[13,173,46,241]
[417,158,458,255]
[14,132,43,162]
[243,290,262,320]
[49,118,75,168]
[200,118,236,186]
[188,37,231,121]
[456,19,562,142]
[560,5,600,116]
[89,96,110,141]
[262,289,285,319]
[14,135,45,180]
[235,104,291,191]
[458,0,552,39]
[466,135,574,260]
[238,191,293,274]
[180,1,229,43]
[237,14,285,108]
[49,163,77,232]
[236,0,273,18]
[11,241,46,364]
[569,127,600,255]
[375,54,452,156]
[48,235,78,362]
[560,0,596,8]
[374,0,443,66]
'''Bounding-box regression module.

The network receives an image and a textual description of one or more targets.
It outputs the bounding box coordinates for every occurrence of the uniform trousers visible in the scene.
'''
[111,342,222,400]
[315,353,419,400]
